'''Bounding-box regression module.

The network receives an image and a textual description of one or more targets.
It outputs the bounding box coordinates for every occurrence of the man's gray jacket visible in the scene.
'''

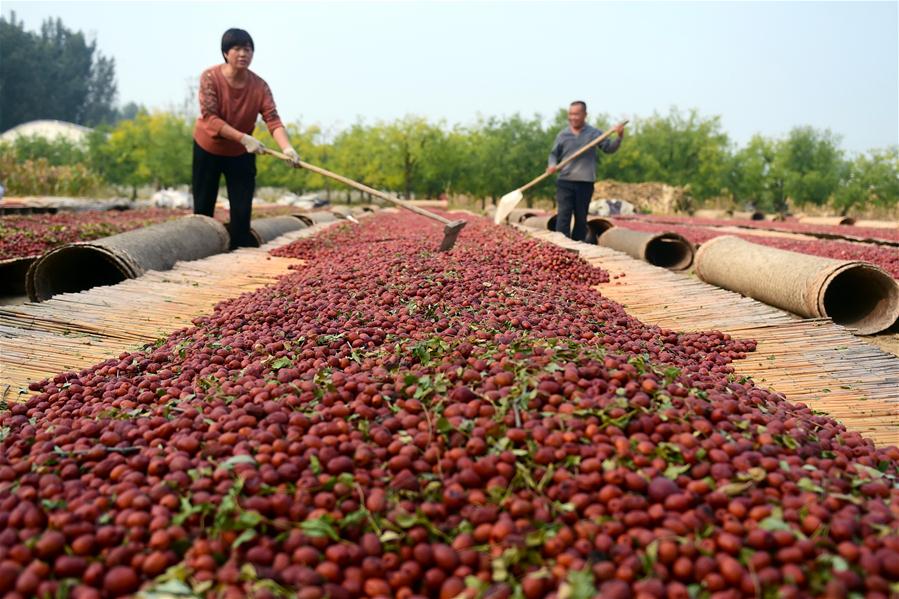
[548,125,621,182]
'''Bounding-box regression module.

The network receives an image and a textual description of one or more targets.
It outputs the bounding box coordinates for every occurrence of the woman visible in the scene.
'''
[192,28,300,249]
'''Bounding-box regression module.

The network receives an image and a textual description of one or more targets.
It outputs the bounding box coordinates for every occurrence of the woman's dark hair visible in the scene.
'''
[221,28,254,62]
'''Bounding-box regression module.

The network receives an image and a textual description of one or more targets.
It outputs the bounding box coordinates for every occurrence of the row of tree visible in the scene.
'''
[2,108,896,213]
[0,12,137,131]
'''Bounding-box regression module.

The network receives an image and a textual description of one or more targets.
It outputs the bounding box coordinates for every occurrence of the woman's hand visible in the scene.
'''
[284,147,302,168]
[240,134,265,154]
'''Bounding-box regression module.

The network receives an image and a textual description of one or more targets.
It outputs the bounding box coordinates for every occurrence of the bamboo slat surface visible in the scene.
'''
[622,215,899,248]
[523,227,899,446]
[0,225,327,400]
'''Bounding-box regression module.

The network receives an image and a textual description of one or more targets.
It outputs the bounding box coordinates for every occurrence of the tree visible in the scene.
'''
[607,108,730,201]
[833,147,899,214]
[330,121,397,194]
[776,126,845,207]
[464,114,555,208]
[382,116,444,199]
[417,125,469,198]
[81,53,118,125]
[89,112,191,198]
[726,134,784,211]
[255,122,327,193]
[0,12,39,131]
[0,12,119,130]
[4,133,89,167]
[117,102,144,122]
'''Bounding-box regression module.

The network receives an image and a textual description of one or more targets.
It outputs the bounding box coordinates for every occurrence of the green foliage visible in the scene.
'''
[383,116,444,199]
[327,116,449,199]
[559,568,597,599]
[0,143,103,196]
[726,134,784,211]
[469,113,558,205]
[833,147,899,214]
[600,107,731,200]
[3,98,896,214]
[90,111,192,193]
[2,134,89,166]
[255,122,326,192]
[777,126,845,207]
[0,12,120,129]
[416,125,471,197]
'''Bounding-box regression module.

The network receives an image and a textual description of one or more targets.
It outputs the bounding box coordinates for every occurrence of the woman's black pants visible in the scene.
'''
[191,141,256,249]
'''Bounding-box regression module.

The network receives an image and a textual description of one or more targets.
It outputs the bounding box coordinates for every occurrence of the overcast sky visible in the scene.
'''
[3,1,897,153]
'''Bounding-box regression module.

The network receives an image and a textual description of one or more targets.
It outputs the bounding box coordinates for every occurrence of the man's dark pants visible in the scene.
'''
[192,141,256,249]
[555,180,594,241]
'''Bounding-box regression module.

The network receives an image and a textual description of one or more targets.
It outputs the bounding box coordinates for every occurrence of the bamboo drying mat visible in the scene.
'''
[0,225,329,401]
[619,215,899,248]
[522,227,899,446]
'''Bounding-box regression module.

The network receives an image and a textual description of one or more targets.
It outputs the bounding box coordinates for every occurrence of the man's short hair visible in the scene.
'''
[221,28,255,62]
[570,101,587,112]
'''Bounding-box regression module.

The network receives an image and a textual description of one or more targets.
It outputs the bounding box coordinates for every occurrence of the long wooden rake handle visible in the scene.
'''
[261,147,455,226]
[518,120,628,194]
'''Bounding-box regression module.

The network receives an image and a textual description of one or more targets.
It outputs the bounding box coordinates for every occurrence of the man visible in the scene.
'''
[547,101,625,241]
